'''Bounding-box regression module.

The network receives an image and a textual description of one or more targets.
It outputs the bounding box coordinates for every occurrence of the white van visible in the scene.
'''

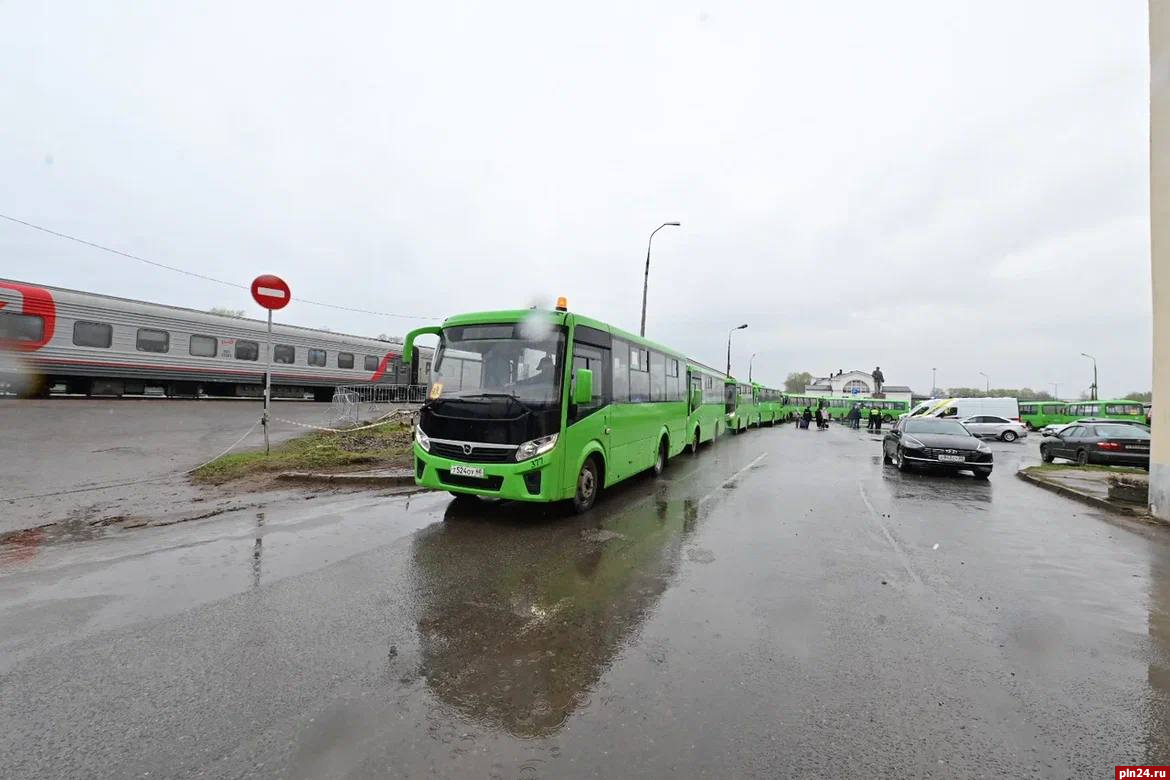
[914,397,1020,422]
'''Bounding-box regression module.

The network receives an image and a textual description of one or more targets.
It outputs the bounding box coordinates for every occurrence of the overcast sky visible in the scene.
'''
[0,1,1152,397]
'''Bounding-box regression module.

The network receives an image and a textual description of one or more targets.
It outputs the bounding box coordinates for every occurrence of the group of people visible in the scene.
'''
[796,403,885,432]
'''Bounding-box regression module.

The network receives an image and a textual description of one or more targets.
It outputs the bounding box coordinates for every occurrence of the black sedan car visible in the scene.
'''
[1040,422,1151,467]
[883,417,994,479]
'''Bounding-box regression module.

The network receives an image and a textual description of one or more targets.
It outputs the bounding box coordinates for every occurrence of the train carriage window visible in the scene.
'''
[189,334,217,357]
[308,349,327,367]
[338,352,354,369]
[273,344,295,364]
[0,312,44,342]
[235,340,259,361]
[136,328,169,353]
[364,355,379,372]
[73,321,112,348]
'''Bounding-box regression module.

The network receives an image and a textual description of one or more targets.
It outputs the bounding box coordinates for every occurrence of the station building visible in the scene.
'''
[803,370,913,405]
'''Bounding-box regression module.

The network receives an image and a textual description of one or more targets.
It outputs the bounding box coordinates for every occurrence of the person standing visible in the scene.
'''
[814,405,824,430]
[850,405,861,429]
[802,406,813,429]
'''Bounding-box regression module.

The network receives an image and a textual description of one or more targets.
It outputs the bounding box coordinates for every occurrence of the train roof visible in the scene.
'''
[2,277,405,346]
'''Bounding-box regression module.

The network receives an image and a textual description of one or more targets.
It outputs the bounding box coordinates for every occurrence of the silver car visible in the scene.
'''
[959,415,1028,442]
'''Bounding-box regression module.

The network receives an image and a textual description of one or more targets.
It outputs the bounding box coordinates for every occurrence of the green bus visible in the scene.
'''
[1017,402,1069,430]
[687,360,729,448]
[757,385,786,426]
[724,378,758,433]
[404,305,696,512]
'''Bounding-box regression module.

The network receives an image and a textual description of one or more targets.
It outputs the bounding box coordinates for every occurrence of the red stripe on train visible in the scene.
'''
[27,356,380,384]
[369,352,400,382]
[0,281,56,352]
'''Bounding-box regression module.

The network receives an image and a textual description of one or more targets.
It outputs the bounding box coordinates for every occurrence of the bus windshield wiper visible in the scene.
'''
[450,392,534,414]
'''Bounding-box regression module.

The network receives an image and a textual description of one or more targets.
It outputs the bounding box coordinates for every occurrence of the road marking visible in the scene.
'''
[858,483,923,586]
[700,452,768,506]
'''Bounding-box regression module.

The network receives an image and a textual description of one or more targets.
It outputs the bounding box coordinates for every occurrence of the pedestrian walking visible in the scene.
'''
[850,405,862,429]
[801,406,812,429]
[814,406,824,430]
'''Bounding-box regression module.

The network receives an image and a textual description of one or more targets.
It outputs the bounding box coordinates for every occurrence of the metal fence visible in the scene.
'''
[331,383,427,425]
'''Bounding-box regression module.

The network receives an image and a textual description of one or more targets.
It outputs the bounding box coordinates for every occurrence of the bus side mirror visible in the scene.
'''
[691,387,702,408]
[573,368,593,405]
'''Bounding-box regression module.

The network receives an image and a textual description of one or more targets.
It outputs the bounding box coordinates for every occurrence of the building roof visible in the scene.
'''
[881,385,912,393]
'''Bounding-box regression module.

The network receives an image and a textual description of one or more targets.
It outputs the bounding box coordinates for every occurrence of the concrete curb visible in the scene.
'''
[1015,468,1150,518]
[275,470,416,487]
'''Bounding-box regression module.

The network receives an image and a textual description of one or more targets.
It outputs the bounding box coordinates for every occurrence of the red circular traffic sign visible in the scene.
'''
[251,274,291,310]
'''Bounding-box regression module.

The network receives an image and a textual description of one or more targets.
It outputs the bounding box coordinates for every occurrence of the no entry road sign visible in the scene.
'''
[251,274,291,310]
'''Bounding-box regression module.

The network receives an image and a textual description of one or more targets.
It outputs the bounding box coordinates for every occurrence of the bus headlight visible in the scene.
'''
[516,433,558,462]
[415,426,431,452]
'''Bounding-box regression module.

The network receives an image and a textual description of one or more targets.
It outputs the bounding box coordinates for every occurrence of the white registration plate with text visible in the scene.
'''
[449,465,486,478]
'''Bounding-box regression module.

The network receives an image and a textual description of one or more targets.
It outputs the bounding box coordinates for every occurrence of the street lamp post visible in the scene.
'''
[1081,353,1098,400]
[979,371,989,395]
[749,352,757,383]
[932,367,937,396]
[726,324,748,376]
[1051,382,1059,400]
[639,221,681,337]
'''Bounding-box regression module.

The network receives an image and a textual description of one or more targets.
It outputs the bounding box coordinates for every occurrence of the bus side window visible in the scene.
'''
[571,343,609,421]
[612,340,630,403]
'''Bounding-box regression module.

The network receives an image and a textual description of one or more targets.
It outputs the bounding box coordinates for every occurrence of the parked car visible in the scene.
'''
[958,415,1028,442]
[883,417,994,479]
[1039,423,1151,467]
[906,396,1020,422]
[1040,418,1150,436]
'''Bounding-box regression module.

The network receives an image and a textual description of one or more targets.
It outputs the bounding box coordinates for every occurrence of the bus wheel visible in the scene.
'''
[573,457,601,514]
[652,438,668,476]
[691,429,701,455]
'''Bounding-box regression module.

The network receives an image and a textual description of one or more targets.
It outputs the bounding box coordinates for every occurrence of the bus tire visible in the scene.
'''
[652,437,668,477]
[691,429,701,455]
[573,456,601,514]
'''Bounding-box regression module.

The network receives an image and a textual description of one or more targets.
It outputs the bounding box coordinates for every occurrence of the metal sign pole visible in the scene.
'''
[264,309,272,455]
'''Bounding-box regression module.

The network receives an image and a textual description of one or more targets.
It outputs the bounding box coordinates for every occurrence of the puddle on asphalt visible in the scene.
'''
[409,486,707,738]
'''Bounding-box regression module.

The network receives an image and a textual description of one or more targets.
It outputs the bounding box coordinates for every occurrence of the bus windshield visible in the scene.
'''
[431,323,566,405]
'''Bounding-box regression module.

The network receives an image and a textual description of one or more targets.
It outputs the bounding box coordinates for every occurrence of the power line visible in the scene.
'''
[0,212,440,321]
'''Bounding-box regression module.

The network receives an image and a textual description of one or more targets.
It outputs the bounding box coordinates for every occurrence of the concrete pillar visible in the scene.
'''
[1152,1,1170,519]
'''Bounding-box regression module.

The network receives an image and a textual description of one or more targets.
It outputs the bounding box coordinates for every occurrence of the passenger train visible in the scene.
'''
[0,279,431,399]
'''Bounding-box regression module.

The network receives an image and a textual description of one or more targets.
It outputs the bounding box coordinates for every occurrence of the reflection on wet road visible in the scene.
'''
[2,424,1170,777]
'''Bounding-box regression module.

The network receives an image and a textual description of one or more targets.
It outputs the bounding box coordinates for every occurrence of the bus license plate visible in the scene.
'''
[450,465,485,478]
[937,454,965,462]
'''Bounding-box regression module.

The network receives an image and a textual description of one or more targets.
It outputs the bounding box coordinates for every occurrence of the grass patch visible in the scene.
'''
[192,422,413,485]
[1022,464,1147,475]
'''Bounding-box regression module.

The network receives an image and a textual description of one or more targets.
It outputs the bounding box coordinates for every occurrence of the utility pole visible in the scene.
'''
[726,324,748,376]
[639,222,680,337]
[749,353,757,383]
[1081,353,1098,400]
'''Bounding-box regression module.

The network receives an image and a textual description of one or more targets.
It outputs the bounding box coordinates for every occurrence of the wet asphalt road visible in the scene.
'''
[2,423,1170,777]
[0,399,355,533]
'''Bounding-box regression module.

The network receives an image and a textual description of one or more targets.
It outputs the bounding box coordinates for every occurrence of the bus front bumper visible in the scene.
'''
[413,444,561,502]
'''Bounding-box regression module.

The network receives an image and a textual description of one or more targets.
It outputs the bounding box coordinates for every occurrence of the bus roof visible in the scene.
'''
[441,308,686,360]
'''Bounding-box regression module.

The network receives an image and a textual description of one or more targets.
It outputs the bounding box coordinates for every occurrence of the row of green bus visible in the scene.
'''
[1018,400,1148,430]
[403,302,839,512]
